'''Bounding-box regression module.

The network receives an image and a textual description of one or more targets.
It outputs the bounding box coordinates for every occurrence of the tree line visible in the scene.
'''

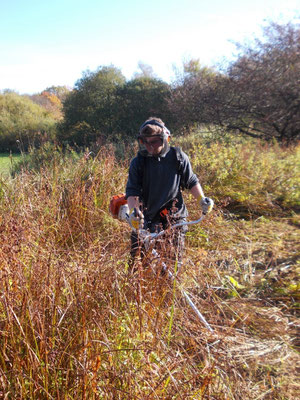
[0,20,299,153]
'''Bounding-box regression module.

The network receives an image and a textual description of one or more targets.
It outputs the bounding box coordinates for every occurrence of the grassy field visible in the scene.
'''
[0,139,299,399]
[0,153,21,175]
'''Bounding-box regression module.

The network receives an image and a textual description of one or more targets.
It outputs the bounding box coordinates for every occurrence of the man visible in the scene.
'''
[125,117,213,268]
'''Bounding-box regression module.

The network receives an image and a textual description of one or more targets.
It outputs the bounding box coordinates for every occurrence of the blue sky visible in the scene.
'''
[1,0,299,94]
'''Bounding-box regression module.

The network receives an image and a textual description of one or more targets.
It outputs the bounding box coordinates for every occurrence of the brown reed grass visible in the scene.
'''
[0,142,299,399]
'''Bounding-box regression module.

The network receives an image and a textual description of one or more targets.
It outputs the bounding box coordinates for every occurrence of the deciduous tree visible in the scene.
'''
[168,59,222,132]
[60,66,126,146]
[116,76,171,138]
[0,92,57,152]
[222,21,300,142]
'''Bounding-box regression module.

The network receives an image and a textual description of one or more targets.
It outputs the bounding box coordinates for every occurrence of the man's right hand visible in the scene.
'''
[128,207,144,231]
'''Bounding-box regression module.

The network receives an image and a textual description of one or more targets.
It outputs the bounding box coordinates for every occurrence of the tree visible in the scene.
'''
[59,65,173,146]
[60,65,126,146]
[132,62,156,79]
[0,92,57,152]
[214,21,300,142]
[168,22,300,143]
[168,59,222,132]
[44,85,71,101]
[116,76,172,138]
[30,92,62,121]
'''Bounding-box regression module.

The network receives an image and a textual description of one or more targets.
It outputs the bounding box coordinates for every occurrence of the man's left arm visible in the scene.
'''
[182,152,214,214]
[190,183,214,214]
[190,182,205,200]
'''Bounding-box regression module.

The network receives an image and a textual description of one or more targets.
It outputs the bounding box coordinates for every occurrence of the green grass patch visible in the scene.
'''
[0,153,21,175]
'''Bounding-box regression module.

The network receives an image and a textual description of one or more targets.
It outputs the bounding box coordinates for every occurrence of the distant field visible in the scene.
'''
[0,153,21,175]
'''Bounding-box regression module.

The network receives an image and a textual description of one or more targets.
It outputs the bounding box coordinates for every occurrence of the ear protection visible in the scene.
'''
[138,119,171,143]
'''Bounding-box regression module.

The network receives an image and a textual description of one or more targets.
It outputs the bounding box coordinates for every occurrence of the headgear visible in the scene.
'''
[138,119,171,147]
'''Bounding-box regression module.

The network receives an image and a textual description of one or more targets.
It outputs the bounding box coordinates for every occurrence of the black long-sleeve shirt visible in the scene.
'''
[126,146,199,222]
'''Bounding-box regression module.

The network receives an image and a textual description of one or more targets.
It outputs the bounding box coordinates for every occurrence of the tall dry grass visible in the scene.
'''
[0,140,299,399]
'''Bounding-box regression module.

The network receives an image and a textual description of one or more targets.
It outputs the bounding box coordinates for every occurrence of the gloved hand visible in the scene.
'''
[199,197,214,214]
[128,207,144,231]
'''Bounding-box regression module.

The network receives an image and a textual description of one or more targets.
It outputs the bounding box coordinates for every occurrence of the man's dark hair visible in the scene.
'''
[139,117,166,136]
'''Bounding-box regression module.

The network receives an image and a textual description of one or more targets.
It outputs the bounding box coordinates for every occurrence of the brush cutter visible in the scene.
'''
[138,214,214,332]
[109,194,214,331]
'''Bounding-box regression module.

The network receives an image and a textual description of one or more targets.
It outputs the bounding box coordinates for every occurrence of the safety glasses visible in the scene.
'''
[138,136,163,147]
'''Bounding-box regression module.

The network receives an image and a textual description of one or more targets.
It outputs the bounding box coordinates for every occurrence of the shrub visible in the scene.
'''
[177,133,300,215]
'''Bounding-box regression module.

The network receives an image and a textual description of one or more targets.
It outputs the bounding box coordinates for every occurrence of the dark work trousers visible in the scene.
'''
[130,219,187,273]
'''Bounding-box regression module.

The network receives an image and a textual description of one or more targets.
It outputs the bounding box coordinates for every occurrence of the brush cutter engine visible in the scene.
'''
[109,194,129,221]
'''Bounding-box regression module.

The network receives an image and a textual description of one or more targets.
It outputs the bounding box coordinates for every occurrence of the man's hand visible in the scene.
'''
[199,197,214,214]
[128,207,144,231]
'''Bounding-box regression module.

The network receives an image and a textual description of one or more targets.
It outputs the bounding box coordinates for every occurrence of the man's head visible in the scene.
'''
[138,117,170,156]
